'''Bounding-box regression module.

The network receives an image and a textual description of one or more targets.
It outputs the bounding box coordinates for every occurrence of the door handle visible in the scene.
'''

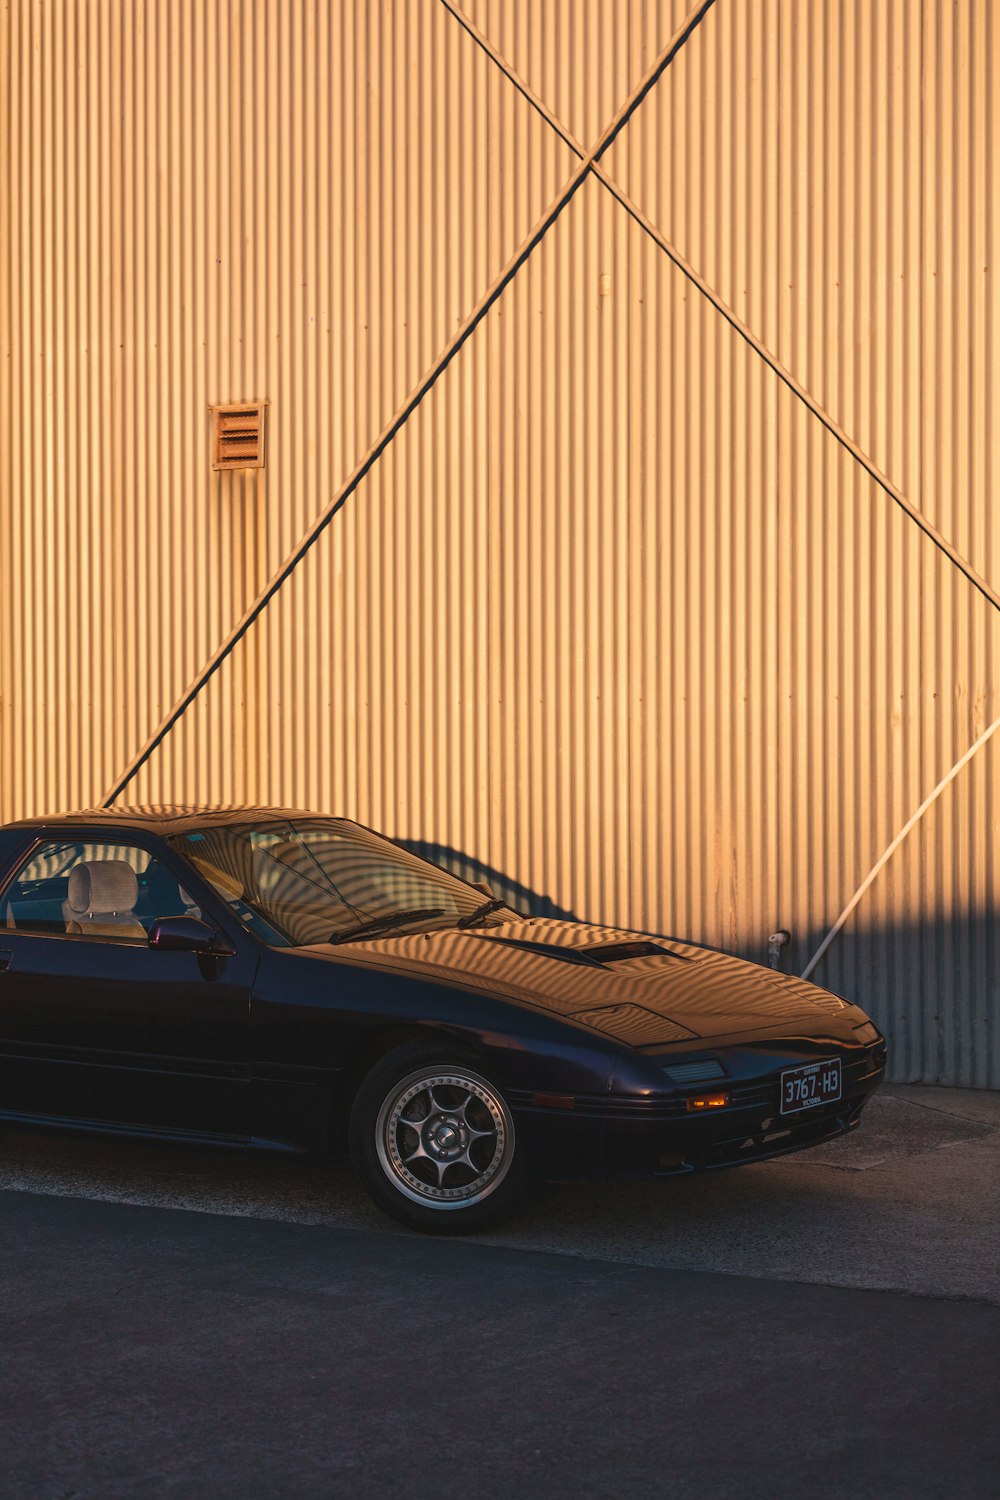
[0,950,11,974]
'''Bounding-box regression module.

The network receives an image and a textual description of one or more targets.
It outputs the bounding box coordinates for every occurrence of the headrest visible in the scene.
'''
[68,860,139,915]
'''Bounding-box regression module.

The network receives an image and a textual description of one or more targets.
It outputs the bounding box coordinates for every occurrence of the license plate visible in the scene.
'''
[779,1058,841,1114]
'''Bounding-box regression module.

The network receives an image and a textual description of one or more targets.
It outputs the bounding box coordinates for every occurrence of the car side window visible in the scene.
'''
[2,840,201,942]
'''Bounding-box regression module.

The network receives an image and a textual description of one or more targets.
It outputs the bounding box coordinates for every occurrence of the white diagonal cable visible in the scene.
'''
[441,0,1000,986]
[801,709,1000,980]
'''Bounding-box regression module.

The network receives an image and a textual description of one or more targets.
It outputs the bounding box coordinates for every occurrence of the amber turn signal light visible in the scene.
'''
[686,1093,730,1111]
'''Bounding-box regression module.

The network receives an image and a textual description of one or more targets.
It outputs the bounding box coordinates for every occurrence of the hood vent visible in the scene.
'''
[487,936,605,967]
[575,1005,697,1044]
[579,940,691,965]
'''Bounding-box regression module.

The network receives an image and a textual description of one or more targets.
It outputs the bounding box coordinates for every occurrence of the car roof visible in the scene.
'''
[0,806,347,836]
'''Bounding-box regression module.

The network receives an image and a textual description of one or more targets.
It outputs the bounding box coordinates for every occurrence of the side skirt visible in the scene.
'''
[0,1107,307,1155]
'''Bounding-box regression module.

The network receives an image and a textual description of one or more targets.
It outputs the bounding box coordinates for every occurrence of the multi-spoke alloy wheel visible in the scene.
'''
[377,1070,513,1206]
[350,1045,525,1233]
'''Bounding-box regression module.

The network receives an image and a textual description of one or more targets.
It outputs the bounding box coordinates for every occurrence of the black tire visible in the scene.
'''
[349,1041,526,1234]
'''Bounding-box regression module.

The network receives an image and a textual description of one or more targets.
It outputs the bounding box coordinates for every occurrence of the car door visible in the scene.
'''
[0,831,259,1141]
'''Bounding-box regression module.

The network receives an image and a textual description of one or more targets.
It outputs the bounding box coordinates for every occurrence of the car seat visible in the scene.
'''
[62,860,147,939]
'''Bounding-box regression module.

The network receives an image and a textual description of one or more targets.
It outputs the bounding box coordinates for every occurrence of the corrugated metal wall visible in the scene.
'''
[2,0,998,1086]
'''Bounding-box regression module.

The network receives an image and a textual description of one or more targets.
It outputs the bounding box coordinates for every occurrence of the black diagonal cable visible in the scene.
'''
[103,1,718,805]
[443,0,1000,619]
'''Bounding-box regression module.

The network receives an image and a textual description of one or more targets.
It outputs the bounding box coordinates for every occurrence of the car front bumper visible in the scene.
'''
[509,1043,886,1184]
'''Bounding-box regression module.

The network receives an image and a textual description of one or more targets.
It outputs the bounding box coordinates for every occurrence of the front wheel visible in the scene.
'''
[349,1044,526,1233]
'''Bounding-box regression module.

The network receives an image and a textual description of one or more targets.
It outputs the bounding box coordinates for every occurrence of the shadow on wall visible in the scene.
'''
[799,910,999,1089]
[399,840,580,923]
[404,840,785,969]
[647,913,998,1089]
[402,840,999,1088]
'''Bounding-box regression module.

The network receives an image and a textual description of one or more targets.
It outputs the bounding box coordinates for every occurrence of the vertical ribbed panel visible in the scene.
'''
[606,0,1000,585]
[604,0,1000,1084]
[132,172,1000,1087]
[0,0,575,820]
[461,1,691,148]
[3,2,998,1086]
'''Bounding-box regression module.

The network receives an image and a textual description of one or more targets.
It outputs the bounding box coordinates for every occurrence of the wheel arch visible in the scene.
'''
[329,1023,486,1146]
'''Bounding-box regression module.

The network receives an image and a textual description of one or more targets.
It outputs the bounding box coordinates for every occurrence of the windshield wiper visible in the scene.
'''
[455,898,508,929]
[329,907,446,944]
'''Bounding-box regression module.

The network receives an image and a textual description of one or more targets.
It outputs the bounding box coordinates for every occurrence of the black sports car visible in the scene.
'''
[0,807,886,1232]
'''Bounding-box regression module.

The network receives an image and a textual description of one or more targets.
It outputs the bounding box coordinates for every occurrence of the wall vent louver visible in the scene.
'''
[211,402,267,470]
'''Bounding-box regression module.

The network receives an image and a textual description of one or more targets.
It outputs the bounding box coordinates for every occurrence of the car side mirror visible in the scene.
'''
[148,915,236,957]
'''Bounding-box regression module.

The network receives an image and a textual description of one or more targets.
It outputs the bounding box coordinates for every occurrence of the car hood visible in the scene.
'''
[300,915,850,1046]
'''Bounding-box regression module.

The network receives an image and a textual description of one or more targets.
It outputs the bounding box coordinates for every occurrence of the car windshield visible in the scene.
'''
[167,819,500,947]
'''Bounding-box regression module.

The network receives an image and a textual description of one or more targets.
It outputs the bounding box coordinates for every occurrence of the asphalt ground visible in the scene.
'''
[2,1084,999,1498]
[2,1084,998,1303]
